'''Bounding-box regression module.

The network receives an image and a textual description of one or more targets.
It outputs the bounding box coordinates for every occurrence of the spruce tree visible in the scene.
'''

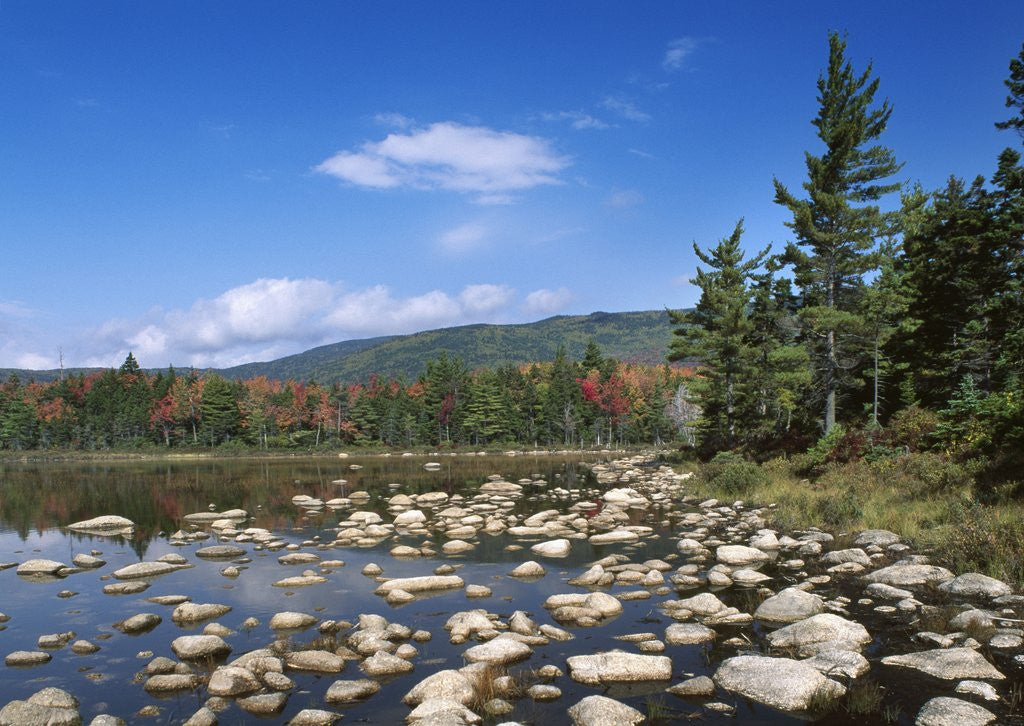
[774,32,902,433]
[668,219,767,449]
[995,42,1024,140]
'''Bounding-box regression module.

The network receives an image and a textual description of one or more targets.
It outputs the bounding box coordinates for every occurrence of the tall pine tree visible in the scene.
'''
[774,32,902,433]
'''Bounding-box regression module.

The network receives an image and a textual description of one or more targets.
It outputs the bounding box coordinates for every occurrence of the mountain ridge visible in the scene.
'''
[2,309,681,385]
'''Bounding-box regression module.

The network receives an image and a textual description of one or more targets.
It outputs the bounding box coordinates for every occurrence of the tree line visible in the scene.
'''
[0,345,695,451]
[670,34,1024,487]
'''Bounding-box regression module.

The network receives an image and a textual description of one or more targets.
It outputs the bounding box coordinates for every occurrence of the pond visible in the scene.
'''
[0,454,1020,725]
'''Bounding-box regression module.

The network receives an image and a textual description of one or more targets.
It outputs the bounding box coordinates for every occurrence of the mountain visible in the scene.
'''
[217,310,677,384]
[3,310,680,385]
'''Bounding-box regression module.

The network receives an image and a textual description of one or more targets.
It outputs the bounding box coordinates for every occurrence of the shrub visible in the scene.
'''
[883,405,939,451]
[870,452,978,496]
[699,451,769,495]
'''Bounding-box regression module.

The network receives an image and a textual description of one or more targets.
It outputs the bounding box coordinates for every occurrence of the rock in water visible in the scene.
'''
[567,695,645,726]
[713,655,846,711]
[881,648,1005,680]
[915,697,997,726]
[567,651,672,684]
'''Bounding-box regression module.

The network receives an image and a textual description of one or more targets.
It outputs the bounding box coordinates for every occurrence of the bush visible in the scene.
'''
[871,452,978,496]
[883,406,939,451]
[699,451,769,495]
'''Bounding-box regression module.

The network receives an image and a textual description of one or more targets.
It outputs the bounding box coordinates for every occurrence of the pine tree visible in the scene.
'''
[995,42,1024,140]
[200,375,240,445]
[668,219,768,449]
[774,32,902,433]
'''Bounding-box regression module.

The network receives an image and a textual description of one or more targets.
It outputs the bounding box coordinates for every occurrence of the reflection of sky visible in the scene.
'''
[0,456,810,725]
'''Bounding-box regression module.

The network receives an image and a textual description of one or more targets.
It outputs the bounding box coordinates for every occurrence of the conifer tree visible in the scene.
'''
[774,32,902,433]
[669,219,768,449]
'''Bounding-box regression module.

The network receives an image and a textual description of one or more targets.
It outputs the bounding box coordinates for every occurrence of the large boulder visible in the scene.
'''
[938,573,1013,599]
[66,515,134,533]
[567,651,672,685]
[716,545,771,567]
[764,613,871,656]
[713,655,846,712]
[864,564,954,588]
[881,648,1005,681]
[754,587,824,624]
[915,697,997,726]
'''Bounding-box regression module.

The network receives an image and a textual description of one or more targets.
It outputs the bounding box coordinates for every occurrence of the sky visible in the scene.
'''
[2,1,1022,371]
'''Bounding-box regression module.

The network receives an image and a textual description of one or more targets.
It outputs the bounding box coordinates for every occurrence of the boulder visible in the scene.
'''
[915,697,997,726]
[716,545,770,566]
[325,679,381,703]
[463,636,532,665]
[208,666,261,696]
[864,564,954,588]
[374,575,465,594]
[567,695,645,726]
[713,655,846,711]
[66,515,134,532]
[531,539,571,557]
[16,559,66,576]
[754,587,824,624]
[403,670,474,706]
[567,651,672,685]
[881,648,1005,680]
[111,561,185,580]
[170,635,231,660]
[172,602,232,624]
[665,623,716,645]
[938,573,1013,599]
[764,613,871,656]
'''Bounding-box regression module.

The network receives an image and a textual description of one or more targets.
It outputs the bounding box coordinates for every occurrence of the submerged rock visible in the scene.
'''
[567,651,672,684]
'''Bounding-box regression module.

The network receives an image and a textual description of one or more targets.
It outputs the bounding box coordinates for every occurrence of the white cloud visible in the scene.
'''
[540,111,611,130]
[16,352,55,369]
[315,122,570,202]
[459,284,515,314]
[663,37,699,71]
[523,287,572,315]
[601,95,650,122]
[439,222,490,253]
[61,278,572,369]
[604,189,645,209]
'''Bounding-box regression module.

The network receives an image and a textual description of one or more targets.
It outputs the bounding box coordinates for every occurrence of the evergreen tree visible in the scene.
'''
[199,375,240,445]
[774,32,902,433]
[668,219,768,449]
[995,42,1024,140]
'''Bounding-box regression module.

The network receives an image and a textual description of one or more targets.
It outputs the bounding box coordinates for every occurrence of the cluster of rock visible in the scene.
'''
[2,454,1021,725]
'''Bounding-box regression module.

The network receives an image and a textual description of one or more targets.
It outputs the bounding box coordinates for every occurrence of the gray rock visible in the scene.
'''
[567,650,672,684]
[114,613,161,634]
[269,611,318,630]
[4,650,52,666]
[172,602,232,624]
[374,575,465,594]
[764,613,871,656]
[237,692,287,715]
[567,695,645,726]
[361,650,414,676]
[955,680,1000,701]
[171,634,231,660]
[915,696,996,725]
[754,587,824,624]
[463,636,532,665]
[665,623,716,645]
[208,665,261,696]
[531,539,571,557]
[325,679,382,703]
[66,515,134,532]
[667,675,715,697]
[882,648,1005,680]
[182,707,217,726]
[713,655,846,711]
[403,670,474,706]
[285,650,346,672]
[939,573,1013,599]
[821,548,871,566]
[288,710,341,726]
[72,553,105,568]
[526,684,562,701]
[196,545,246,559]
[801,647,870,678]
[0,700,80,726]
[406,698,481,724]
[88,717,125,726]
[111,561,186,580]
[716,545,770,566]
[508,561,545,577]
[143,674,199,692]
[16,559,66,576]
[864,564,954,588]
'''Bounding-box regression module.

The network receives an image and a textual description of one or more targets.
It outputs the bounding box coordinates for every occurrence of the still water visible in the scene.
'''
[0,455,1015,724]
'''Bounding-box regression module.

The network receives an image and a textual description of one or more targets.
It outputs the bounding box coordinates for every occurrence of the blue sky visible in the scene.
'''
[2,1,1022,370]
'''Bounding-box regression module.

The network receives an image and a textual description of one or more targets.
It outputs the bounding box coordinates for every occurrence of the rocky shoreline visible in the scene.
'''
[1,454,1021,725]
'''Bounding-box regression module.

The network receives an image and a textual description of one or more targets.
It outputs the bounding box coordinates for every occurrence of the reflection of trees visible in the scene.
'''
[0,454,611,546]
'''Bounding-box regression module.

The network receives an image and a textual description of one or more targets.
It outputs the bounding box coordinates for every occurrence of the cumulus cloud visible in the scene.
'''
[64,278,570,369]
[663,37,699,71]
[315,122,570,202]
[523,287,572,315]
[439,222,490,253]
[601,95,650,122]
